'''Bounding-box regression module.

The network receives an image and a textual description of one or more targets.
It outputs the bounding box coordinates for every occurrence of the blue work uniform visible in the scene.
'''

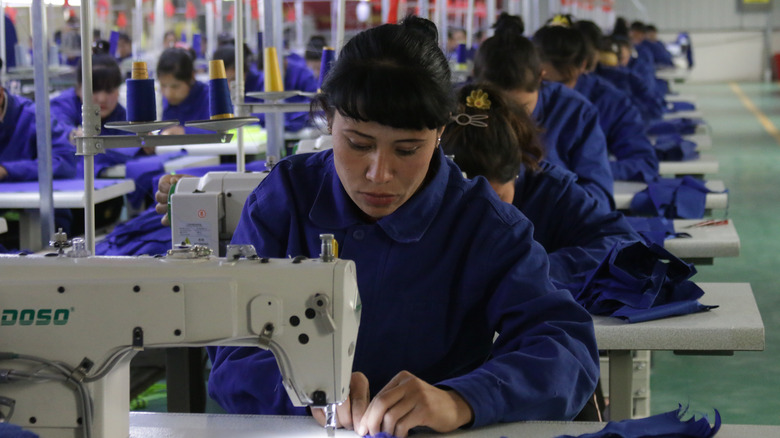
[0,93,76,181]
[245,60,318,132]
[644,40,674,68]
[50,87,143,177]
[515,160,641,289]
[595,64,664,123]
[207,149,600,426]
[532,81,614,209]
[162,80,212,135]
[575,74,659,182]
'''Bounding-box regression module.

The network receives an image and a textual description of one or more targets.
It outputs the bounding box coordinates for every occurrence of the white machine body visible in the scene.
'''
[0,250,361,438]
[170,172,268,254]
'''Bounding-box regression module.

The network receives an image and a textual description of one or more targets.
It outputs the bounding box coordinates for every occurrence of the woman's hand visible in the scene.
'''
[160,125,185,136]
[155,173,192,226]
[311,372,371,431]
[357,370,474,438]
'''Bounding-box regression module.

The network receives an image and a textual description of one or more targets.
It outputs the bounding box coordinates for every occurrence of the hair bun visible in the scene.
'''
[492,13,525,38]
[401,15,439,43]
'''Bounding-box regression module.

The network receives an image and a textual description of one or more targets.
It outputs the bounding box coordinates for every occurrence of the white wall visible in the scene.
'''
[661,30,780,82]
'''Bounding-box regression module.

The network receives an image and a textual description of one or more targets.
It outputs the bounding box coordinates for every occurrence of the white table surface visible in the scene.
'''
[102,155,221,178]
[156,142,266,156]
[129,412,780,437]
[613,179,727,211]
[594,282,764,420]
[0,179,136,209]
[662,109,704,120]
[656,68,691,81]
[0,217,6,234]
[665,93,697,103]
[650,132,712,151]
[658,154,719,176]
[665,219,740,262]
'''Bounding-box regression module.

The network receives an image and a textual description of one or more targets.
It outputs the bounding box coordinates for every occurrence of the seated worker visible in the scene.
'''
[157,17,599,437]
[474,13,614,210]
[212,44,318,133]
[304,35,327,81]
[0,57,77,243]
[157,47,212,135]
[51,53,153,177]
[116,32,132,63]
[442,83,641,290]
[533,21,659,182]
[644,24,675,68]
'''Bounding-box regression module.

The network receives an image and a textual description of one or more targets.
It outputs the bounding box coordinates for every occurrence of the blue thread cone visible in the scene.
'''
[456,43,467,64]
[208,59,234,119]
[108,31,119,57]
[318,47,335,90]
[126,62,157,122]
[192,33,202,59]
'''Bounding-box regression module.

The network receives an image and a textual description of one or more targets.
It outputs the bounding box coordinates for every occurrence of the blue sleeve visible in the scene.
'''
[603,96,659,182]
[435,216,599,426]
[50,117,78,179]
[3,111,77,181]
[568,107,615,210]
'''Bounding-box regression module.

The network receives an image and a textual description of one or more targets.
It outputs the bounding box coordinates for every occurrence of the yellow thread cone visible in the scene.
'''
[263,47,284,92]
[209,59,227,80]
[131,61,149,80]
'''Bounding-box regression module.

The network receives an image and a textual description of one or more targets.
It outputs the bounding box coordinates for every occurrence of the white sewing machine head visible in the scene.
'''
[0,241,360,438]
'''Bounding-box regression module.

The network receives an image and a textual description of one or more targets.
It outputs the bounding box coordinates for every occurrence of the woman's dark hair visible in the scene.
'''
[442,83,543,184]
[612,17,629,38]
[473,13,541,92]
[305,35,327,61]
[312,15,452,130]
[76,54,122,92]
[532,25,588,84]
[156,47,195,82]
[212,44,253,75]
[574,20,604,70]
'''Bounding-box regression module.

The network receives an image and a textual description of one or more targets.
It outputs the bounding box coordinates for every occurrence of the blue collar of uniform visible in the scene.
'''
[310,148,449,243]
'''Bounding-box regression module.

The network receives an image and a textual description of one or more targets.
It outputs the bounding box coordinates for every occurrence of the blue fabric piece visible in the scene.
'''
[557,405,720,438]
[162,81,213,135]
[95,206,171,256]
[575,74,659,182]
[532,81,614,209]
[245,59,318,132]
[207,149,600,427]
[596,64,664,123]
[0,422,39,438]
[665,100,696,112]
[630,176,721,219]
[646,118,702,137]
[0,93,77,181]
[515,161,641,291]
[364,433,398,438]
[653,134,699,161]
[573,240,717,323]
[625,216,676,247]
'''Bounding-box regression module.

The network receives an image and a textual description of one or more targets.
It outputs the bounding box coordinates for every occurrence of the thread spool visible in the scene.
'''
[126,61,157,122]
[108,30,119,57]
[192,33,202,59]
[208,59,234,120]
[455,43,467,64]
[263,47,284,92]
[318,46,335,90]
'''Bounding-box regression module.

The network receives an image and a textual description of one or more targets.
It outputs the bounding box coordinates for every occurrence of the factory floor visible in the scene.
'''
[133,81,780,425]
[649,81,780,425]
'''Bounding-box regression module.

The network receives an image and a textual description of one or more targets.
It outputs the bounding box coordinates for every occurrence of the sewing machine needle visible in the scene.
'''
[325,404,337,437]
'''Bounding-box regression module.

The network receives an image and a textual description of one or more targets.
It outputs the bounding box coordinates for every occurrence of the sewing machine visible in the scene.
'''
[170,171,269,255]
[0,241,361,438]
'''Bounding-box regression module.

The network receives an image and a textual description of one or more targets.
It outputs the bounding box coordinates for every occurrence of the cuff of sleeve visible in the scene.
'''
[436,371,499,429]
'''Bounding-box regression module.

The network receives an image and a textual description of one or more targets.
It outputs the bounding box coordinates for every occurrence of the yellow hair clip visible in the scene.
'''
[466,89,491,110]
[550,14,571,27]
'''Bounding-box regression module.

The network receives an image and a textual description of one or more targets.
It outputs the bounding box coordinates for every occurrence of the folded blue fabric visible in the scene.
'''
[653,134,699,161]
[95,206,172,256]
[573,241,717,323]
[0,423,39,438]
[646,118,702,136]
[630,176,723,219]
[557,405,720,438]
[625,216,676,247]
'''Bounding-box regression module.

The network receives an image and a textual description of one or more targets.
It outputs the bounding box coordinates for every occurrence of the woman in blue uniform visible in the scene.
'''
[50,54,151,177]
[442,83,640,290]
[212,44,317,132]
[532,23,658,182]
[156,47,211,135]
[183,17,598,437]
[473,13,614,209]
